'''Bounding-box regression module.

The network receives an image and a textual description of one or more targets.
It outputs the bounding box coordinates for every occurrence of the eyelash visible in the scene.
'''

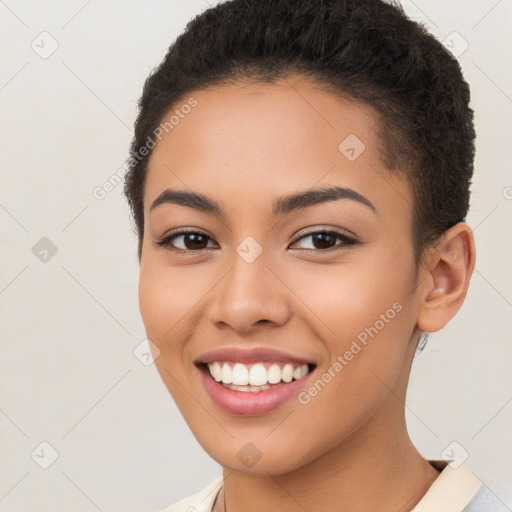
[155,228,357,254]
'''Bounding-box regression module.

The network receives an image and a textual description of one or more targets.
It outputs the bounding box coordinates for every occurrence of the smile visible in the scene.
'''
[194,346,317,415]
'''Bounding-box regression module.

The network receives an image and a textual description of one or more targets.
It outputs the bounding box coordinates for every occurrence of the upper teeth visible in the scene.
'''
[207,361,309,386]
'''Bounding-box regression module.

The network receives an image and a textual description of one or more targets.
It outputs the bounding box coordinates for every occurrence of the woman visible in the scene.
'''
[123,0,493,510]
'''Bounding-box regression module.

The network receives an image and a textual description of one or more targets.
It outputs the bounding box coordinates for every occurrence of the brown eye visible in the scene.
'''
[156,230,217,252]
[290,230,356,251]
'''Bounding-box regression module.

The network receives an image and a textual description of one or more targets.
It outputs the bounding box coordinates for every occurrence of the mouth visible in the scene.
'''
[194,358,317,416]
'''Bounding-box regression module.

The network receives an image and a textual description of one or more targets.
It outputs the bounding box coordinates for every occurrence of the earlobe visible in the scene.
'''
[417,222,476,333]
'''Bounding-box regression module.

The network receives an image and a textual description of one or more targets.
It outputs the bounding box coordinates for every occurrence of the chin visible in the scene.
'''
[194,433,321,475]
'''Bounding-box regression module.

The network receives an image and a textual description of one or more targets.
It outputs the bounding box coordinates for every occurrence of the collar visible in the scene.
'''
[410,460,482,512]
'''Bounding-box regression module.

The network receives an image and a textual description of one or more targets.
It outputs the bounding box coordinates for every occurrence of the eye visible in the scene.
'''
[155,229,217,253]
[290,230,356,252]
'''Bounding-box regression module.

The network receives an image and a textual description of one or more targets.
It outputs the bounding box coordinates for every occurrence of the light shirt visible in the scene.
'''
[158,461,502,512]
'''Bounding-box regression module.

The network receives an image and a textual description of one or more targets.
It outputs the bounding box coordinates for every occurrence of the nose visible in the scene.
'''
[208,247,291,333]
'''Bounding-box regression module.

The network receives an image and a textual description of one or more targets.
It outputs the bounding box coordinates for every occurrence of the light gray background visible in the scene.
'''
[1,1,511,510]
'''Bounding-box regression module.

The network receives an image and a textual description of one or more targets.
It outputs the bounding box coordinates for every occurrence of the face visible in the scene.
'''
[139,77,424,474]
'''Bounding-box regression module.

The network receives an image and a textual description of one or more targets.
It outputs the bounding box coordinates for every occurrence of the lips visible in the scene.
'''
[194,346,317,415]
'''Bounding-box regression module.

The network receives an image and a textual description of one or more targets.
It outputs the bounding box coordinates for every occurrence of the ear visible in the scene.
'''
[417,222,476,333]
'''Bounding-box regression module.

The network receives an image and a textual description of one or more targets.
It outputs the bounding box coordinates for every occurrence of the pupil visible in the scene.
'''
[185,233,207,249]
[313,233,334,249]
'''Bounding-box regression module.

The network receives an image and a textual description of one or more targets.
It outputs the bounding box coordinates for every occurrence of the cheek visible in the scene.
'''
[138,259,202,345]
[288,256,414,410]
[138,262,203,413]
[291,251,411,344]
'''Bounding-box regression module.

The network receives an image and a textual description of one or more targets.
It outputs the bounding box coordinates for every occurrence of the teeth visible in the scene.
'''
[212,362,222,382]
[225,383,273,392]
[232,363,249,385]
[281,363,294,383]
[249,363,267,386]
[267,363,282,384]
[221,363,232,384]
[207,361,310,388]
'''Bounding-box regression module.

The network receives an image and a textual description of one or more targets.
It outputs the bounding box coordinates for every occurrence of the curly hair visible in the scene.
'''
[124,0,475,263]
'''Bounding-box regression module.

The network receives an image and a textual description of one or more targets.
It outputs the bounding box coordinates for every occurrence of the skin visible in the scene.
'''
[138,76,476,512]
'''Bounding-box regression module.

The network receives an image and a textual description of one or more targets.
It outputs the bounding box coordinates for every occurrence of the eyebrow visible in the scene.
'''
[149,185,377,218]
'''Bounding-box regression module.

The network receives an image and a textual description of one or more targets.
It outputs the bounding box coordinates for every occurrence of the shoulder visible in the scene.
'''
[157,476,223,512]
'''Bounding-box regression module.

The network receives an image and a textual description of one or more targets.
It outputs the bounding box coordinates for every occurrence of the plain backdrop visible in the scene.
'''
[1,1,511,510]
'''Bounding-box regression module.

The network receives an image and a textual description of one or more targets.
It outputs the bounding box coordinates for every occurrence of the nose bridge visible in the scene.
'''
[211,238,290,331]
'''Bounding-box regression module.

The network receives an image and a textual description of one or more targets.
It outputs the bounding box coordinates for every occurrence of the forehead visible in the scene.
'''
[144,77,412,222]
